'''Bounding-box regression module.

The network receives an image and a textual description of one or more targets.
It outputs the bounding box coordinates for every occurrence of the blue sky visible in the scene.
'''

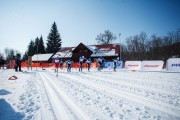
[0,0,180,54]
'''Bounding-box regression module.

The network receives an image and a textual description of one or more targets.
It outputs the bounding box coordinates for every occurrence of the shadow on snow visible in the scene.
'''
[0,99,24,120]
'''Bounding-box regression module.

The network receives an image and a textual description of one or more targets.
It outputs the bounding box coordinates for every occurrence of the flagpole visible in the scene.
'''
[119,33,121,61]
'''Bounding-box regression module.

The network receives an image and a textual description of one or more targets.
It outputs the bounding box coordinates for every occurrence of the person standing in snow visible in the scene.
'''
[0,59,5,69]
[66,60,73,72]
[79,56,86,72]
[86,58,92,72]
[113,57,119,71]
[15,53,22,72]
[97,56,105,71]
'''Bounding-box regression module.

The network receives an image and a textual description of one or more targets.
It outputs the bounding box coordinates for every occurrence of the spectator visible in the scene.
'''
[15,53,22,72]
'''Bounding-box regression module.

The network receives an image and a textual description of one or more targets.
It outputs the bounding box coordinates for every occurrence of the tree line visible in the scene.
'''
[96,29,180,61]
[121,29,180,61]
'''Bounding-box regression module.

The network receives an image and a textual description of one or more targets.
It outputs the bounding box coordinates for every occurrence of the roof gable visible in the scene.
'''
[72,43,92,53]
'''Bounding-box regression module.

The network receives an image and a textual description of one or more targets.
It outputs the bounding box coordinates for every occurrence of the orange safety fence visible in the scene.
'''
[21,62,27,67]
[21,62,55,68]
[21,62,97,68]
[7,60,16,69]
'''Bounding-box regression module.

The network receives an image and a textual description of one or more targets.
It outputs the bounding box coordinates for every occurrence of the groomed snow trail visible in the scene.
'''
[46,70,180,118]
[39,72,91,120]
[45,68,180,120]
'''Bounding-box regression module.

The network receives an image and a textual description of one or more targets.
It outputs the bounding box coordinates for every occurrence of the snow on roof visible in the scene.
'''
[32,53,53,61]
[90,49,117,57]
[53,43,119,58]
[88,45,118,57]
[54,51,72,58]
[86,46,95,52]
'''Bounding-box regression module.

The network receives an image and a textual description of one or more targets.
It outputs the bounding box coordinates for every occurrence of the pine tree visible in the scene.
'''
[38,35,46,54]
[46,22,62,53]
[34,37,40,54]
[27,40,35,56]
[22,51,28,61]
[0,51,5,66]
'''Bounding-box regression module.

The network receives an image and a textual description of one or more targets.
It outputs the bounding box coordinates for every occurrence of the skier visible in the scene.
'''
[86,58,92,72]
[113,57,119,71]
[66,60,73,72]
[97,56,105,71]
[54,56,60,76]
[79,56,86,72]
[60,59,63,69]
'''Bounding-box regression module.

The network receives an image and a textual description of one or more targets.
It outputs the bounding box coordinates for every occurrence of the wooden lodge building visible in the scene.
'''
[32,43,120,63]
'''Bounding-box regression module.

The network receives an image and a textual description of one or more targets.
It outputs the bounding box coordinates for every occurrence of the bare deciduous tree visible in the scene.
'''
[96,30,117,44]
[122,29,179,61]
[125,32,148,60]
[4,48,16,61]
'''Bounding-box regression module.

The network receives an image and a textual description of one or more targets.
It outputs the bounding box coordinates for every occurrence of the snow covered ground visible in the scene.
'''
[0,68,180,120]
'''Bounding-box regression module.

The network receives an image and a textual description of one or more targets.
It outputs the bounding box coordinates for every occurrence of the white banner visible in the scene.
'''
[167,58,180,72]
[141,61,164,71]
[125,61,141,70]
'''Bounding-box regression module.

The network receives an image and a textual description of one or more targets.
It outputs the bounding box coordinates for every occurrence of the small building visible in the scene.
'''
[31,43,120,63]
[53,43,120,62]
[32,53,54,63]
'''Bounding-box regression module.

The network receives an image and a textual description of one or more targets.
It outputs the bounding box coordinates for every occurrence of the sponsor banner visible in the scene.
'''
[117,61,123,69]
[167,58,180,72]
[103,61,123,69]
[104,62,114,69]
[125,61,141,70]
[141,61,164,71]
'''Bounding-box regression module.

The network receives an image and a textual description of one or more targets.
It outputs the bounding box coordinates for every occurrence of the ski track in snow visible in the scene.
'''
[68,71,180,106]
[39,72,91,120]
[46,70,180,118]
[0,69,180,120]
[44,69,179,120]
[35,71,56,120]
